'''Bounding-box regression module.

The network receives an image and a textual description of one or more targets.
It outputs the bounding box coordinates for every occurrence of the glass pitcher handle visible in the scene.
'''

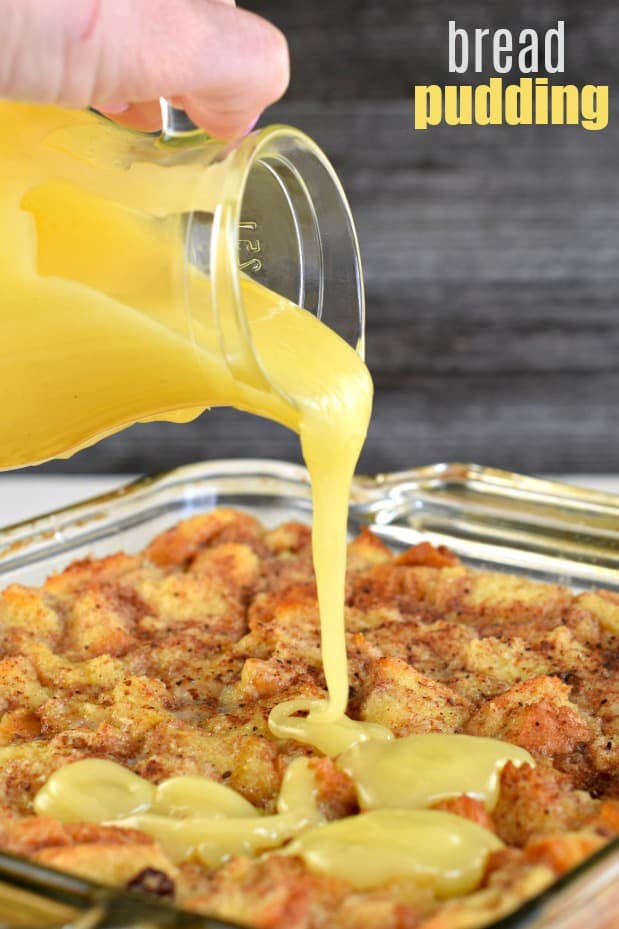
[159,98,207,144]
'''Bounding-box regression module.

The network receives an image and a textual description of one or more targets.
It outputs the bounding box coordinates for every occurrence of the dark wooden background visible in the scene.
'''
[35,0,619,477]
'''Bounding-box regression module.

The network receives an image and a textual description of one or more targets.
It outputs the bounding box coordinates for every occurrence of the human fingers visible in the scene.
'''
[97,101,163,133]
[1,0,289,138]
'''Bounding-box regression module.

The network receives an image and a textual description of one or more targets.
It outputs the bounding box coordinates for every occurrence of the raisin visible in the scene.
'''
[126,867,175,899]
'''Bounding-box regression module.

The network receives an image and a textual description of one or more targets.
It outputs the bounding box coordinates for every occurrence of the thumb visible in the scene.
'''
[0,0,289,138]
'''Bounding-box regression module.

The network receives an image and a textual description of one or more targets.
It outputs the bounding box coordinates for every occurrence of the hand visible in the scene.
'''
[0,0,289,138]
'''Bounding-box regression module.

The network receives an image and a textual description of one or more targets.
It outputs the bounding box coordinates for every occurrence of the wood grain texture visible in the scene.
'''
[242,0,619,97]
[31,1,619,476]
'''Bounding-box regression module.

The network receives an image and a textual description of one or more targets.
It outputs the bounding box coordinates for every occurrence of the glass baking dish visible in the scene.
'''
[0,459,618,929]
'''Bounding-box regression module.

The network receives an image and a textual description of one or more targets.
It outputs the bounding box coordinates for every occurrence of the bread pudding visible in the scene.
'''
[0,507,617,929]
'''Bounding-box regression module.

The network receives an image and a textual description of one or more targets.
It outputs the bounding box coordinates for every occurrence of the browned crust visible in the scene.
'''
[0,509,616,928]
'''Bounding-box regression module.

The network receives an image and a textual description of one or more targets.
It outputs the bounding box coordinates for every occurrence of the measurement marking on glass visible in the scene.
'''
[239,220,263,272]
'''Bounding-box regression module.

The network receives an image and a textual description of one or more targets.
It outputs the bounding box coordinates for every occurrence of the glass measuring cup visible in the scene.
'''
[0,99,365,468]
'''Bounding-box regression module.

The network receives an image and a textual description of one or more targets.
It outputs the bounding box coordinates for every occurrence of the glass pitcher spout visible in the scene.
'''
[104,96,366,405]
[160,99,366,405]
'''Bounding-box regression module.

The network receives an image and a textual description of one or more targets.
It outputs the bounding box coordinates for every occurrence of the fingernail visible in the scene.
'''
[96,102,130,115]
[242,114,261,136]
